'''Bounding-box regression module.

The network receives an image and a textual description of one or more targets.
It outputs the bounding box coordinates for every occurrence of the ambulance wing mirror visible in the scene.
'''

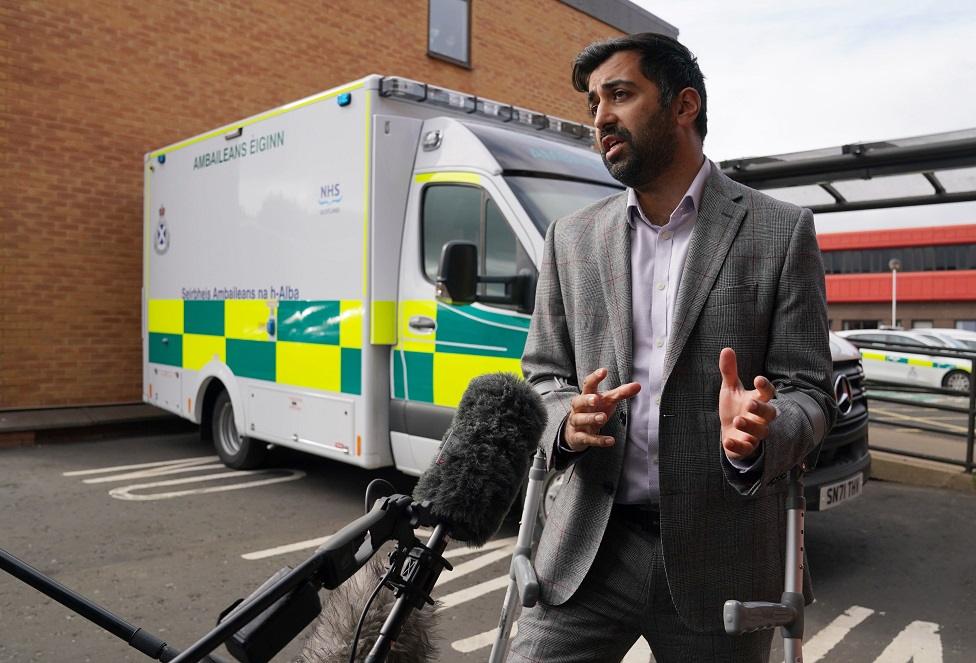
[436,241,478,305]
[436,241,537,314]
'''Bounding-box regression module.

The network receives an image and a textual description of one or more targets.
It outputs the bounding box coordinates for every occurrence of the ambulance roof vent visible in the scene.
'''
[379,76,596,145]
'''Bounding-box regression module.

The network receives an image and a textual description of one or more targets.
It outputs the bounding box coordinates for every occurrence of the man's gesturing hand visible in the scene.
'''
[719,347,778,462]
[563,367,641,452]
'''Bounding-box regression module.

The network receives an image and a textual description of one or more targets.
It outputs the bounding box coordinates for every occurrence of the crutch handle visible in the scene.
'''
[512,554,539,607]
[724,600,796,634]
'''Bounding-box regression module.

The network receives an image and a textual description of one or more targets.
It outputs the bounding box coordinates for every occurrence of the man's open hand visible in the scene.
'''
[719,348,777,462]
[563,367,641,452]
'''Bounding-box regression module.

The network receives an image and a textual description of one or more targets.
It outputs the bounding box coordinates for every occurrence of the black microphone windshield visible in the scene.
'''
[300,555,439,663]
[412,372,547,547]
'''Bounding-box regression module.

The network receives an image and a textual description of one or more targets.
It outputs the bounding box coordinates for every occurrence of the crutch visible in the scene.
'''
[723,464,808,662]
[488,448,547,663]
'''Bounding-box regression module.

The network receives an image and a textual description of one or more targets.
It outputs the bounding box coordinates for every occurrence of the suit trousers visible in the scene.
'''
[508,512,773,663]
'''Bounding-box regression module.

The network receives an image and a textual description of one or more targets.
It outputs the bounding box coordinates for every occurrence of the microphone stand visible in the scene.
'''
[171,493,420,663]
[2,490,424,663]
[364,519,452,662]
[0,548,225,663]
[724,465,807,662]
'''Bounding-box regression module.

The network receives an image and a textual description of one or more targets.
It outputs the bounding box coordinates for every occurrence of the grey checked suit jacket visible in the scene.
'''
[521,166,837,633]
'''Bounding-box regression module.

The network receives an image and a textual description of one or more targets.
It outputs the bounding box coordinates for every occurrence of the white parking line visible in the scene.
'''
[452,622,518,654]
[242,535,332,561]
[435,548,513,588]
[444,537,516,559]
[108,469,305,501]
[83,463,226,484]
[62,455,218,476]
[437,574,510,612]
[871,407,968,433]
[241,530,513,562]
[805,605,875,661]
[872,620,943,663]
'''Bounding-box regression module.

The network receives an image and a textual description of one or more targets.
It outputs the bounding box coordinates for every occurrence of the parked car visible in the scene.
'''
[536,332,872,528]
[836,329,972,393]
[911,328,976,352]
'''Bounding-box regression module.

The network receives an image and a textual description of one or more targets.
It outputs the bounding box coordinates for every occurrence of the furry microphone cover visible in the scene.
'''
[298,554,439,663]
[412,372,547,547]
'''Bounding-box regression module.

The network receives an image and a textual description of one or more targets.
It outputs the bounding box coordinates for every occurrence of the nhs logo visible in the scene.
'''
[319,183,342,205]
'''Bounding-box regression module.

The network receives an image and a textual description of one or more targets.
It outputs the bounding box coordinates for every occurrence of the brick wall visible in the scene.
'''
[0,0,622,408]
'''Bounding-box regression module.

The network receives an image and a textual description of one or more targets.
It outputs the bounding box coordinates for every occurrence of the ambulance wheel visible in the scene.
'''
[212,391,266,470]
[943,370,971,393]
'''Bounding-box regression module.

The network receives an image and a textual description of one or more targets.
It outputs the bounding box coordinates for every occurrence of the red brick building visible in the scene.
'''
[0,1,675,411]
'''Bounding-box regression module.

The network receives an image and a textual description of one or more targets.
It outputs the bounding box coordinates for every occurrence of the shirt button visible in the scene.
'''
[661,230,673,240]
[656,281,666,291]
[655,396,661,405]
[656,338,665,348]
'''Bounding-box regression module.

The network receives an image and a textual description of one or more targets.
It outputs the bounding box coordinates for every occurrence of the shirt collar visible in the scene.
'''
[626,158,711,229]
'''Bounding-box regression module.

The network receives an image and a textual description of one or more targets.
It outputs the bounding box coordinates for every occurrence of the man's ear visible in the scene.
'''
[673,87,701,131]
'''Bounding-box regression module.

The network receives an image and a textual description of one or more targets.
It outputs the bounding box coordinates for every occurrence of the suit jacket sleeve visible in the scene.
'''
[521,220,583,472]
[723,208,838,495]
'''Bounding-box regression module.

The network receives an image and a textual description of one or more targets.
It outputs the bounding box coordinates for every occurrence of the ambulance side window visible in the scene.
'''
[422,185,482,282]
[421,184,533,306]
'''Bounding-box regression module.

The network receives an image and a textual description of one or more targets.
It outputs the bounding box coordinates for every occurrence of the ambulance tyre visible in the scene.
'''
[942,370,971,394]
[212,390,266,470]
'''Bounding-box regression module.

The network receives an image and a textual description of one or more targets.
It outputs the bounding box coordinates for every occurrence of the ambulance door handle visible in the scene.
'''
[408,316,436,333]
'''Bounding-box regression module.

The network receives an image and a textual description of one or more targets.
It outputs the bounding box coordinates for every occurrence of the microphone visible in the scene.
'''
[300,554,439,663]
[412,372,547,547]
[306,373,547,663]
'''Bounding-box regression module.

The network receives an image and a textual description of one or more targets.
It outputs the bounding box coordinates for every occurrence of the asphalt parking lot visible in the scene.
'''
[2,422,975,663]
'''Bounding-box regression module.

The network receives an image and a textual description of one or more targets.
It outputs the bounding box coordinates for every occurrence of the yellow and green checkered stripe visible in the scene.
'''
[860,350,968,372]
[392,301,529,408]
[147,299,363,395]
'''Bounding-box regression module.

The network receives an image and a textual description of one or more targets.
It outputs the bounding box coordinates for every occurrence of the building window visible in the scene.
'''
[912,320,934,329]
[428,0,470,67]
[957,320,976,332]
[842,320,881,330]
[820,242,976,274]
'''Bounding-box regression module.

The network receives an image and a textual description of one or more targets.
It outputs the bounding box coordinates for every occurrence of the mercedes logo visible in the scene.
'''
[834,374,854,416]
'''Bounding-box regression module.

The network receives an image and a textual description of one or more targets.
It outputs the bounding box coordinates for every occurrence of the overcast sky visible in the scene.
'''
[631,0,976,233]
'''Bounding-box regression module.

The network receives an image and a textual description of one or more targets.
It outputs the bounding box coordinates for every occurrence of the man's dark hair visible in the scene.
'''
[572,33,707,140]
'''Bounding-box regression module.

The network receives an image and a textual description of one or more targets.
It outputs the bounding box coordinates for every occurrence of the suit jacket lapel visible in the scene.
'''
[663,171,746,385]
[596,194,633,393]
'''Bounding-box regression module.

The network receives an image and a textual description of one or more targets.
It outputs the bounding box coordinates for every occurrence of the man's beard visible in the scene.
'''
[600,108,677,189]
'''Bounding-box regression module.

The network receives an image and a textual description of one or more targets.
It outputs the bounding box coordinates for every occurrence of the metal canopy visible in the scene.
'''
[719,128,976,214]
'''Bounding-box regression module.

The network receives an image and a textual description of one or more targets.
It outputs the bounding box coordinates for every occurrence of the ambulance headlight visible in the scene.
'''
[379,76,426,101]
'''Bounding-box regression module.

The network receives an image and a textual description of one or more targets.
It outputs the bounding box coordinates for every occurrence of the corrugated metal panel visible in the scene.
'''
[818,224,976,250]
[826,270,976,303]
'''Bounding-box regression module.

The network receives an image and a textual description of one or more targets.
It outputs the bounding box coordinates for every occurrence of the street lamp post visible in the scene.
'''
[889,258,902,328]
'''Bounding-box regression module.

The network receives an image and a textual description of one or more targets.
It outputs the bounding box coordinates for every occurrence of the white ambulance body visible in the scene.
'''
[143,74,621,474]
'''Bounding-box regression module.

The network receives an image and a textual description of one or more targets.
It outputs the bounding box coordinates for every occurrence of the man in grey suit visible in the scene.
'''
[509,33,836,662]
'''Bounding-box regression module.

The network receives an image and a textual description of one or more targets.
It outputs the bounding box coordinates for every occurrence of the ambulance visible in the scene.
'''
[143,74,622,473]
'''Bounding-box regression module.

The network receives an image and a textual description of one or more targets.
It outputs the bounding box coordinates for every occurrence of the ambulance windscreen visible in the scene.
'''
[464,122,617,187]
[505,176,622,234]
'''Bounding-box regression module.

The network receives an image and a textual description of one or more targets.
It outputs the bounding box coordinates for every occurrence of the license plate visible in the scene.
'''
[819,473,863,510]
